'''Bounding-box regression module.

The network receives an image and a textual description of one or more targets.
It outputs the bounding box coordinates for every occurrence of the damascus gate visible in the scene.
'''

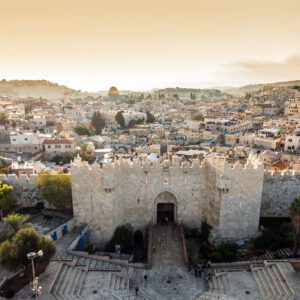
[70,153,271,247]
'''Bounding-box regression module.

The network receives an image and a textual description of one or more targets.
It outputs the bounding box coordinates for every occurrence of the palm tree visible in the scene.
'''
[290,196,300,256]
[3,213,32,236]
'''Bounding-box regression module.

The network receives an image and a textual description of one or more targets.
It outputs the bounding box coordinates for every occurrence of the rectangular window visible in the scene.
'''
[48,145,51,148]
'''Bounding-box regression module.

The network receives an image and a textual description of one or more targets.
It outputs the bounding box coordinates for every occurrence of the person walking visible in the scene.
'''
[153,244,156,253]
[207,260,211,269]
[135,287,139,295]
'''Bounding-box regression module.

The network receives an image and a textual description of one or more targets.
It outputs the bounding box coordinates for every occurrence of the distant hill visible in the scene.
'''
[0,79,85,99]
[218,80,300,95]
[156,87,228,99]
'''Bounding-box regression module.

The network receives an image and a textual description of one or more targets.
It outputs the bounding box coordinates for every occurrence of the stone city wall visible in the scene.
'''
[217,159,264,241]
[70,155,265,246]
[0,173,44,206]
[261,170,300,217]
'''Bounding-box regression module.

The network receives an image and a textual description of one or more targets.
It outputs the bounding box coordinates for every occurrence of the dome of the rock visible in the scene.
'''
[108,86,119,96]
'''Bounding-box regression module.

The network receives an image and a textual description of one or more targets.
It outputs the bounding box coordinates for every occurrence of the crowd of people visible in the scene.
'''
[188,259,212,281]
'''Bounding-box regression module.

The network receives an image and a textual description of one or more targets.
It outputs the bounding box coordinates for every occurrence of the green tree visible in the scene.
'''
[105,224,134,254]
[79,144,93,163]
[91,111,105,135]
[290,196,300,256]
[146,111,155,123]
[34,171,72,210]
[74,124,91,136]
[193,113,204,121]
[0,181,16,216]
[125,99,135,105]
[3,214,32,236]
[0,163,9,174]
[200,219,212,242]
[25,104,33,115]
[0,112,8,125]
[0,228,56,271]
[115,111,125,128]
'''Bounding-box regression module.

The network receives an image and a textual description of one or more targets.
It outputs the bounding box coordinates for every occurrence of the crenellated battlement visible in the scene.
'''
[0,173,38,185]
[71,154,263,175]
[264,169,300,177]
[0,173,43,206]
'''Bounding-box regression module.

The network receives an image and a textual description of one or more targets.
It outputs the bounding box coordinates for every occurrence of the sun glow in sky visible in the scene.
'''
[1,0,300,91]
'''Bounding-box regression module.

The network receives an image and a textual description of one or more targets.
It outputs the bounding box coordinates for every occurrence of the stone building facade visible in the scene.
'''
[70,154,267,246]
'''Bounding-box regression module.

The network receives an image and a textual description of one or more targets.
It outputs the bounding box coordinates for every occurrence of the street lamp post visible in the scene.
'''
[27,250,43,299]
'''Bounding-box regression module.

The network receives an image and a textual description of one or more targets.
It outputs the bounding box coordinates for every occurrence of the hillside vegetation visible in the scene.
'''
[0,79,84,99]
[219,80,300,95]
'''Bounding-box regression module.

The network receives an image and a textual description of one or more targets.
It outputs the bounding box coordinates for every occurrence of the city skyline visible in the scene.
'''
[1,0,300,91]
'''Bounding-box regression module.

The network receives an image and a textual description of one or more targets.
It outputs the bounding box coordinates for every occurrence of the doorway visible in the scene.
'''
[157,203,174,224]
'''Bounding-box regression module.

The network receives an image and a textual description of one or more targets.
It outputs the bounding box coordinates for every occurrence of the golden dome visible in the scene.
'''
[108,86,119,96]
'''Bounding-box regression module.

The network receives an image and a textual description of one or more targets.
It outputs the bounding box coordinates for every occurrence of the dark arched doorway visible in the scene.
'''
[157,203,174,224]
[154,191,178,224]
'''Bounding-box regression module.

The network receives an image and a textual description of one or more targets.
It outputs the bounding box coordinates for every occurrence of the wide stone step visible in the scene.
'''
[109,273,116,290]
[252,270,265,298]
[73,269,86,296]
[273,264,294,298]
[63,267,79,299]
[89,258,98,269]
[69,268,82,298]
[51,263,68,296]
[58,265,73,298]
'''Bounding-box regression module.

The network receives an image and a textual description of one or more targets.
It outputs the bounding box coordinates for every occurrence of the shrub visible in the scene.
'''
[209,251,222,262]
[105,224,133,254]
[74,124,91,136]
[84,244,94,255]
[218,243,238,261]
[200,219,212,242]
[3,287,15,298]
[0,230,10,243]
[0,228,56,271]
[34,171,72,210]
[0,181,16,213]
[200,241,216,259]
[254,236,265,249]
[133,230,144,245]
[3,213,32,236]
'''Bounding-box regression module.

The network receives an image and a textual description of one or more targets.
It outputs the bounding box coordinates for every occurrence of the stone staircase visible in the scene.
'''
[252,264,294,300]
[152,224,185,268]
[49,250,204,300]
[73,255,122,271]
[240,248,292,262]
[49,262,136,300]
[208,272,231,292]
[49,263,87,300]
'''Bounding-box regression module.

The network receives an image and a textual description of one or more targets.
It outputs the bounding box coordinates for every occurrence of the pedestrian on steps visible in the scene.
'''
[153,244,156,253]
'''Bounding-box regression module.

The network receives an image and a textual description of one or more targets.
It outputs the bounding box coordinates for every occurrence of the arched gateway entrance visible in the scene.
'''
[154,191,178,225]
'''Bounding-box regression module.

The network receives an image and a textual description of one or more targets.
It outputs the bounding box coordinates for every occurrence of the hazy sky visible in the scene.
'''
[1,0,300,91]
